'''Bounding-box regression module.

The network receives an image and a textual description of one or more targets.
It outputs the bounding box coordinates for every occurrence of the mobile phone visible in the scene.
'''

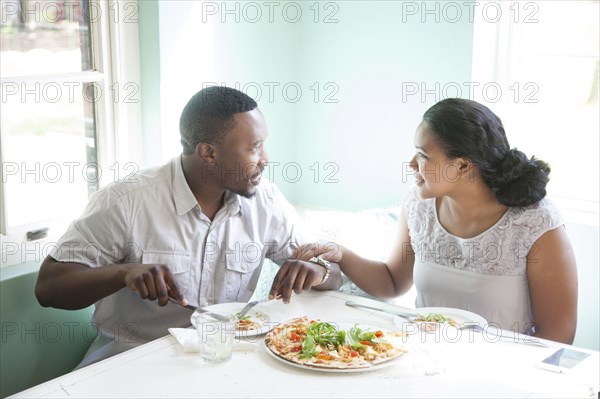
[536,348,591,373]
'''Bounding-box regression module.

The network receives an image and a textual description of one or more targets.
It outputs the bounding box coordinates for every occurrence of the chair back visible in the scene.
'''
[1,266,96,398]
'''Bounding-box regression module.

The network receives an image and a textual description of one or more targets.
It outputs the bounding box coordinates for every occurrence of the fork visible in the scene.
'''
[236,295,284,320]
[457,322,486,332]
[345,300,418,320]
[458,323,550,347]
[237,300,259,320]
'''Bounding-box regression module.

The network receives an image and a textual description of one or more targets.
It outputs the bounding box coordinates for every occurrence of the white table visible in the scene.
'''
[12,291,600,398]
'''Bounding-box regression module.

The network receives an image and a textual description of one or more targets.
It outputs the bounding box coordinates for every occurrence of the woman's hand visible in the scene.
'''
[293,242,343,263]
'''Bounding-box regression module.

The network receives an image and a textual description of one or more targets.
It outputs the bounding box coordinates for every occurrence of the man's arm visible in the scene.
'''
[261,182,343,303]
[35,256,187,310]
[35,184,185,310]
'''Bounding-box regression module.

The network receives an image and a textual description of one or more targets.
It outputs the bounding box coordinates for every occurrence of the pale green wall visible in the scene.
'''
[206,18,302,201]
[154,1,300,200]
[145,1,474,207]
[293,2,474,210]
[138,0,162,166]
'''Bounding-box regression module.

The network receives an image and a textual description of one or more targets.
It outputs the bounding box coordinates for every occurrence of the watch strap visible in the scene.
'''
[309,256,331,286]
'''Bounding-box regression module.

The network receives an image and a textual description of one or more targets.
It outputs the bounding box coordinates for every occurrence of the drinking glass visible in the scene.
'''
[195,312,236,363]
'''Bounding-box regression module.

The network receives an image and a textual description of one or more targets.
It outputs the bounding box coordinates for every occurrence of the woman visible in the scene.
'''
[297,98,578,344]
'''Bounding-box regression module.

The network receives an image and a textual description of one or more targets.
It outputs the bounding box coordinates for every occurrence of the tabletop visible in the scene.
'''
[11,290,600,398]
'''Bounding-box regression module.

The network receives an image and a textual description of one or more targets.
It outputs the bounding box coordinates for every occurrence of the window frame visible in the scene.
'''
[470,0,599,227]
[0,0,142,268]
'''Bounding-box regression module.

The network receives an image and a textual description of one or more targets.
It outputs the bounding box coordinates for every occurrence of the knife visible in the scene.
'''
[170,299,198,311]
[168,298,232,321]
[168,298,198,311]
[345,300,418,320]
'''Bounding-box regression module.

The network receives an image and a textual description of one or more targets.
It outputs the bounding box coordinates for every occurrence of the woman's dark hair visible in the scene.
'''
[179,86,258,155]
[422,98,550,207]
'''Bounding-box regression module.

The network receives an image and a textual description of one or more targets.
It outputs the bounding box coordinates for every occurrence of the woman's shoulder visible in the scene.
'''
[509,197,563,224]
[505,197,564,240]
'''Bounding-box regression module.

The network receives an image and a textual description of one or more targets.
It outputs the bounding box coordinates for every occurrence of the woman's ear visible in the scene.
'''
[457,158,474,180]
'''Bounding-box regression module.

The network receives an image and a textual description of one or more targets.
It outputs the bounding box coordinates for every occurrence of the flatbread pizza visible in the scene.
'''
[265,316,406,370]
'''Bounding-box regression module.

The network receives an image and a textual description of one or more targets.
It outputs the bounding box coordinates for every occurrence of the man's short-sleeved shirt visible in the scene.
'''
[49,156,310,364]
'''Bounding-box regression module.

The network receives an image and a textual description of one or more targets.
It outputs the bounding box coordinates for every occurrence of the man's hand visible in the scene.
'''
[268,259,327,303]
[123,264,187,307]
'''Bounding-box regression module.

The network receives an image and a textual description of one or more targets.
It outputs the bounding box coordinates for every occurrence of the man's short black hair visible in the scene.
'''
[179,86,258,155]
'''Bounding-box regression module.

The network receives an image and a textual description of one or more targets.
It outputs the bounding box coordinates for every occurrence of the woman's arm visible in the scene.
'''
[294,207,415,298]
[526,226,578,344]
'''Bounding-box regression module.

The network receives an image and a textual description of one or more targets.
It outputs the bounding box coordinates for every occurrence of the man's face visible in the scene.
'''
[214,108,269,198]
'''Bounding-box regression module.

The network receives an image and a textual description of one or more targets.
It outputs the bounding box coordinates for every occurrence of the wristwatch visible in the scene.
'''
[309,256,331,286]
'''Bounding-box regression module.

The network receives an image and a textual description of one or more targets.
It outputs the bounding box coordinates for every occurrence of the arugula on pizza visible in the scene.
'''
[265,316,406,369]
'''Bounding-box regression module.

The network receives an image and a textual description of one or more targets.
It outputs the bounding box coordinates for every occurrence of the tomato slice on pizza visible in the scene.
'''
[265,316,406,370]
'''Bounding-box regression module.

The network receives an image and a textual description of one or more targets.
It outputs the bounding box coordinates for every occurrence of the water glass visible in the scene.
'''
[195,312,236,363]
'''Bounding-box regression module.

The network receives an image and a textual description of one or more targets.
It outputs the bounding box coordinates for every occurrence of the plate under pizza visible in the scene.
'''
[190,302,282,338]
[264,316,407,373]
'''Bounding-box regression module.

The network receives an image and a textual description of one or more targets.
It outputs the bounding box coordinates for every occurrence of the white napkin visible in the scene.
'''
[168,328,258,353]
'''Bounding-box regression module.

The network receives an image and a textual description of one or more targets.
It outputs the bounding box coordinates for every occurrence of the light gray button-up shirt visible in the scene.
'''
[49,156,311,365]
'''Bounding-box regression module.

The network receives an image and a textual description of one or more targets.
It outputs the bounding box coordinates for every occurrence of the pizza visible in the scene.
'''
[236,317,261,331]
[265,316,406,369]
[235,310,268,331]
[414,313,458,332]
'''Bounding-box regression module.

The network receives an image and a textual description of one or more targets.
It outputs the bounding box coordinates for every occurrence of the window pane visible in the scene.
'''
[501,102,599,204]
[497,1,599,204]
[519,1,598,57]
[1,81,97,229]
[0,0,92,77]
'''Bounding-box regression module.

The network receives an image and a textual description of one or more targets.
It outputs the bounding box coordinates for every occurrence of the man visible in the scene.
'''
[35,86,342,366]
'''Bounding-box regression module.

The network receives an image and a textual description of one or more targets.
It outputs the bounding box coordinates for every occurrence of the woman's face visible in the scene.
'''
[409,121,465,199]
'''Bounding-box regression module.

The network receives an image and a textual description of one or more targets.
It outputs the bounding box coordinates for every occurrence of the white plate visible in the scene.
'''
[393,306,487,328]
[190,302,281,338]
[263,319,407,373]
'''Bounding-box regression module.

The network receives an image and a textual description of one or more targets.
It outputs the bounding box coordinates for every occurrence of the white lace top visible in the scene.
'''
[404,187,564,332]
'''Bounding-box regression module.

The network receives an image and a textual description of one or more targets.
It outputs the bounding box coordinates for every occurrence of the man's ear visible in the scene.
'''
[196,142,216,164]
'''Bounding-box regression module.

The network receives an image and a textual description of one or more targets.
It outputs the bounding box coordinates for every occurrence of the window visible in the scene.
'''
[471,1,599,225]
[1,0,142,267]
